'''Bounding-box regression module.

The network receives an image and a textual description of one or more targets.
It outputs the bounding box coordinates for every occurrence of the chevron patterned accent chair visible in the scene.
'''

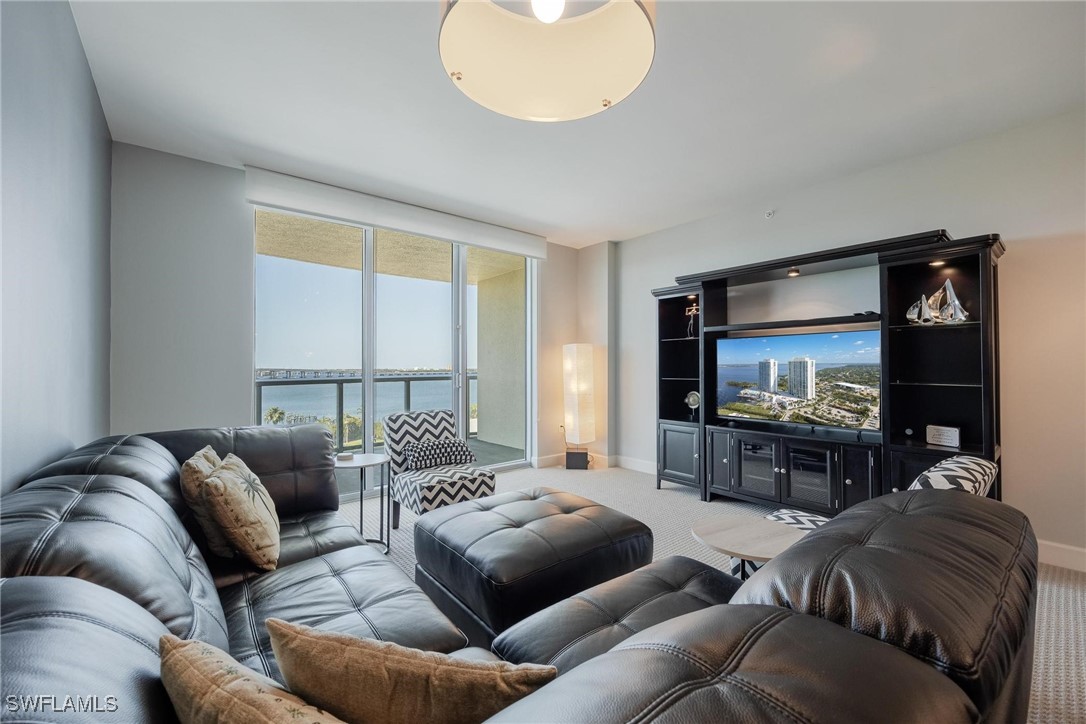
[382,409,496,528]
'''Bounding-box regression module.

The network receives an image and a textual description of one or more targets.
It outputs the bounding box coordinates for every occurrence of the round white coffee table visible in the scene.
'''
[692,514,807,579]
[335,453,392,554]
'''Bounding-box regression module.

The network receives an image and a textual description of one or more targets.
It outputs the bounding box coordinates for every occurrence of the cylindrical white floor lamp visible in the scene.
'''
[563,343,595,469]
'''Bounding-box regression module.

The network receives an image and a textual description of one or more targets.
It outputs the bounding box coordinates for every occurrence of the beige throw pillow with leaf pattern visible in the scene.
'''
[159,634,345,724]
[202,454,280,571]
[267,618,556,724]
[180,445,236,558]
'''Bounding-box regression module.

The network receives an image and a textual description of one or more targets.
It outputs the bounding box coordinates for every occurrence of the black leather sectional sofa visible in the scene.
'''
[0,423,1038,723]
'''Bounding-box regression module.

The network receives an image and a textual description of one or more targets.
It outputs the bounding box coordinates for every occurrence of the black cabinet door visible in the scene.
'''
[781,440,836,515]
[706,427,732,495]
[659,423,700,488]
[732,433,780,502]
[841,445,876,509]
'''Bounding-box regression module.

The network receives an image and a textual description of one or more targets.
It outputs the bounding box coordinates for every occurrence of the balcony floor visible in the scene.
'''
[467,438,526,467]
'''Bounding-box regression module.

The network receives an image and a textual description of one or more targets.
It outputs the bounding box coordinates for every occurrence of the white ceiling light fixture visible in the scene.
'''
[531,0,565,24]
[439,0,656,122]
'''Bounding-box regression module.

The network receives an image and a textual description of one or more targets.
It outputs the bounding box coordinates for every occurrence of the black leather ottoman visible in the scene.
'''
[492,555,742,673]
[414,487,653,646]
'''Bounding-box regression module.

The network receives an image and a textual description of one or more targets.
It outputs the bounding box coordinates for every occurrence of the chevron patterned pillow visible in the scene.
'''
[404,438,476,470]
[765,508,830,531]
[908,455,998,496]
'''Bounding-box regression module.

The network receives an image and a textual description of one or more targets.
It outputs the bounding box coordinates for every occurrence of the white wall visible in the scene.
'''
[727,267,879,324]
[616,109,1086,564]
[110,144,255,433]
[535,243,579,466]
[1,2,112,493]
[575,241,617,466]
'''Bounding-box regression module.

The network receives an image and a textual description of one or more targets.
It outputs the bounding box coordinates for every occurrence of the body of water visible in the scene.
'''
[260,378,477,423]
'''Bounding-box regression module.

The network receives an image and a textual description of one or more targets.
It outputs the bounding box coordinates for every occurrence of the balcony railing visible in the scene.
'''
[255,372,477,451]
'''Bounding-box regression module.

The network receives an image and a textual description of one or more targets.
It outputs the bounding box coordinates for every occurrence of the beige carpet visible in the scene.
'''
[342,466,1085,723]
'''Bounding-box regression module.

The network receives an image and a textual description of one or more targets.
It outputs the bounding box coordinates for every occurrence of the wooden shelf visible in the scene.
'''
[887,322,981,330]
[890,382,982,388]
[660,337,699,342]
[889,439,985,456]
[705,312,879,334]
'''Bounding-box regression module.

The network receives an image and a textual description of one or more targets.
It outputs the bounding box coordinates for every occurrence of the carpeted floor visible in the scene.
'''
[342,466,1085,724]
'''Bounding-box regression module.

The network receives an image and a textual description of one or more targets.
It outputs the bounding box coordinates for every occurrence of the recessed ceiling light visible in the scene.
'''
[929,260,946,267]
[787,267,800,278]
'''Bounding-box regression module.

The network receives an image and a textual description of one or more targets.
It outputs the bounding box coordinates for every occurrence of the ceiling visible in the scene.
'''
[71,1,1085,248]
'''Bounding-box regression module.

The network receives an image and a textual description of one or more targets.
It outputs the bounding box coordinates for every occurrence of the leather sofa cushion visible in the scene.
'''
[144,424,338,517]
[0,475,230,650]
[492,556,741,673]
[414,487,653,635]
[23,434,185,514]
[488,604,979,723]
[0,576,179,723]
[732,489,1037,714]
[219,546,468,682]
[208,510,366,588]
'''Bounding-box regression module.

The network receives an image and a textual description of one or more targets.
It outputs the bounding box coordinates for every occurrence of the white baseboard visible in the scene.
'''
[1038,539,1086,572]
[616,456,656,475]
[532,453,565,469]
[533,453,621,470]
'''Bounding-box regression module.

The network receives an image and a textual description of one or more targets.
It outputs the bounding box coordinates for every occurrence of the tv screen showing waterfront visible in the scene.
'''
[716,330,880,430]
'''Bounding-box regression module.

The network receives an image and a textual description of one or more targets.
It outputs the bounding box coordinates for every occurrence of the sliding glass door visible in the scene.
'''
[255,209,529,499]
[372,229,455,445]
[464,247,527,465]
[254,210,365,495]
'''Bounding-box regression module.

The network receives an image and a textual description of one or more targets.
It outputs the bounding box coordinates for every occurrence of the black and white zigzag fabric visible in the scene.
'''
[765,508,831,531]
[383,409,457,476]
[404,437,476,470]
[391,464,496,514]
[729,509,830,578]
[908,455,998,497]
[382,409,494,515]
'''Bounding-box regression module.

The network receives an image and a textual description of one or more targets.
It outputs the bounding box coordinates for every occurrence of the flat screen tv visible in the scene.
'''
[715,329,880,430]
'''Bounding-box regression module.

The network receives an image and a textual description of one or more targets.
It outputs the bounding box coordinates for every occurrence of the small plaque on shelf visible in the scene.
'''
[925,425,961,448]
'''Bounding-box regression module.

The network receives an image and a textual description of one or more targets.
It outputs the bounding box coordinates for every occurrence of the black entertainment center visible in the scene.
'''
[653,229,1003,517]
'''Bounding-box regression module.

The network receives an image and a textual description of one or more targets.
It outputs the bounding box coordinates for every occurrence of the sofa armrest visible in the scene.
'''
[487,604,978,723]
[144,424,339,516]
[731,489,1037,717]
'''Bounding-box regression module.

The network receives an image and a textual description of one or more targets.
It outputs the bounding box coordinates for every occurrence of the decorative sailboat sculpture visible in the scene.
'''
[938,280,969,323]
[906,279,967,325]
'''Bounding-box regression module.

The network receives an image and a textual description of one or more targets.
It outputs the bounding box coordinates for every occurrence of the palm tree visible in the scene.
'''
[343,413,363,447]
[263,406,286,425]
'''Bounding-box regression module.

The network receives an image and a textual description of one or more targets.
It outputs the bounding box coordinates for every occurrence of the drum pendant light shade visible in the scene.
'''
[439,0,656,122]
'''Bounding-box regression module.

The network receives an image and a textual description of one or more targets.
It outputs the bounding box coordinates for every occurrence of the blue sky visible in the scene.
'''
[716,331,880,365]
[256,256,477,369]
